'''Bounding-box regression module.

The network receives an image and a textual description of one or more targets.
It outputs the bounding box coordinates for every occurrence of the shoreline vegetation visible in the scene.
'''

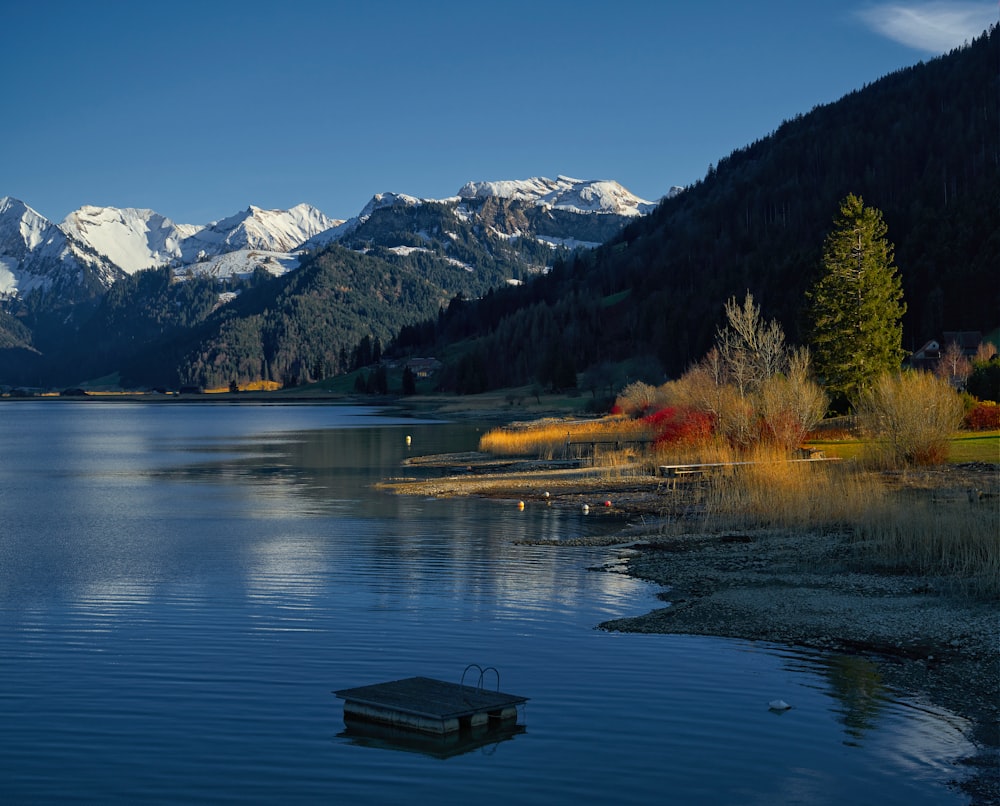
[377,398,999,805]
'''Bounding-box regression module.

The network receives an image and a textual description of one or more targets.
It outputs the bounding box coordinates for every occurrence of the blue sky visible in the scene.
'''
[2,1,995,225]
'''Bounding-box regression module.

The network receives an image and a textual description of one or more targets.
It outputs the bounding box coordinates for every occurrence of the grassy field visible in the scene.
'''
[947,430,1000,463]
[804,430,999,463]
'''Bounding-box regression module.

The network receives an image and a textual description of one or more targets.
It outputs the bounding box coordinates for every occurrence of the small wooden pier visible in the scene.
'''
[334,672,528,735]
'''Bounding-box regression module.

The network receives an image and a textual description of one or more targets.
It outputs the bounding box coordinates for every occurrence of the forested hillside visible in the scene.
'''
[393,27,999,391]
[0,193,592,388]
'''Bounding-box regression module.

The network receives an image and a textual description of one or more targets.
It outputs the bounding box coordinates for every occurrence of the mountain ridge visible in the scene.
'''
[1,175,657,299]
[0,176,659,388]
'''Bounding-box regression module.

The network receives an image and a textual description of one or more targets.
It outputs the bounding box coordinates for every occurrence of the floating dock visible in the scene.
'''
[334,675,528,735]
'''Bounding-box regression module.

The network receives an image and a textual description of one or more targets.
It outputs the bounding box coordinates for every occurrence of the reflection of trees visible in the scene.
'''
[824,654,886,742]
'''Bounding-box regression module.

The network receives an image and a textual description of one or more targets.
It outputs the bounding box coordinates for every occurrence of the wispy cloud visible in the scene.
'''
[857,2,996,53]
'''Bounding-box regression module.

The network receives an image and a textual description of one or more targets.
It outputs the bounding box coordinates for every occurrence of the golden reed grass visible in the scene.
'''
[851,498,999,597]
[478,417,653,460]
[700,446,998,597]
[480,417,997,596]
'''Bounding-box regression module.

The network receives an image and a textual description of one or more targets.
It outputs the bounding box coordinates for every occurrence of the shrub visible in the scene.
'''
[965,400,1000,431]
[643,406,715,446]
[855,370,964,467]
[757,363,828,451]
[615,381,660,417]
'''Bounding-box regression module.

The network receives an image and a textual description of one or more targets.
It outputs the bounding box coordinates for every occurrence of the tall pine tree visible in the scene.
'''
[807,194,905,407]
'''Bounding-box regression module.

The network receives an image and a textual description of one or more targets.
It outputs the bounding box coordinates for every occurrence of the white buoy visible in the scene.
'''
[581,504,590,514]
[768,700,792,711]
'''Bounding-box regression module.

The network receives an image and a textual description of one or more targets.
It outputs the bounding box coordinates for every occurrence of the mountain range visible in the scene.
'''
[0,175,657,299]
[0,177,659,388]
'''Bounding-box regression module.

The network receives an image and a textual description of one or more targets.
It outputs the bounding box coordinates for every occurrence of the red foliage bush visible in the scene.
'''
[643,407,715,446]
[965,401,1000,431]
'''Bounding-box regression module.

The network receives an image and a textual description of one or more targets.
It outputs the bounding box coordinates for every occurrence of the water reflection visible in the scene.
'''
[0,404,980,805]
[778,647,973,778]
[339,717,526,759]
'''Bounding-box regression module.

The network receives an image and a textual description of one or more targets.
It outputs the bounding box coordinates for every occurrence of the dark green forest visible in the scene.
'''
[392,27,999,392]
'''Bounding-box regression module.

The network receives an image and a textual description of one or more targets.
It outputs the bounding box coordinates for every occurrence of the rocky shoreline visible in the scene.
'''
[380,454,999,804]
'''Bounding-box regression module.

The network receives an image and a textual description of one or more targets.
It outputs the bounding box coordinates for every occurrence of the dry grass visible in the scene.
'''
[851,497,999,597]
[696,447,999,597]
[478,417,652,459]
[699,445,883,530]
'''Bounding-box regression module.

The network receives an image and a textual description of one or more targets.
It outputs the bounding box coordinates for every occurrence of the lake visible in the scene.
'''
[0,402,976,804]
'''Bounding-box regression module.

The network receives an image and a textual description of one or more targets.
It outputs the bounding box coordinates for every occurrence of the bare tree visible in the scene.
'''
[715,292,788,398]
[934,340,972,388]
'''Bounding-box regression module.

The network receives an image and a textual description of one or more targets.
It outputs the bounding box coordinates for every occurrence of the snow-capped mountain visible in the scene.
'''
[177,203,340,262]
[302,192,424,249]
[60,205,198,274]
[457,175,658,216]
[0,197,124,301]
[62,203,341,275]
[305,176,662,251]
[2,176,662,307]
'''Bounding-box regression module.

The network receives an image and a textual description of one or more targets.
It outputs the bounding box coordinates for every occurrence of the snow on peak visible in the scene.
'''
[457,176,656,216]
[185,203,341,257]
[0,196,123,297]
[0,196,64,256]
[358,192,423,219]
[303,193,423,249]
[61,205,189,274]
[58,202,342,273]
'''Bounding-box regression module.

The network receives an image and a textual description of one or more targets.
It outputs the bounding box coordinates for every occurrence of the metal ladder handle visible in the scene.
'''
[480,665,500,692]
[460,663,501,692]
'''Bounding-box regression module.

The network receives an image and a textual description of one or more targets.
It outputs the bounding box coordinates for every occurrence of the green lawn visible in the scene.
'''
[806,430,999,463]
[948,431,1000,463]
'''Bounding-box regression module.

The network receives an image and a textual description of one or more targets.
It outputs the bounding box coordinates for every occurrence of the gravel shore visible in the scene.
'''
[380,455,999,803]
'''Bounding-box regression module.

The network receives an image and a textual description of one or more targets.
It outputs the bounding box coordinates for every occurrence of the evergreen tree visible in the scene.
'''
[401,365,417,395]
[807,194,906,405]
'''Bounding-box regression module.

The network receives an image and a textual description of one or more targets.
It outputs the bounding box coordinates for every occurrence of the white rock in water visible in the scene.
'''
[768,699,792,711]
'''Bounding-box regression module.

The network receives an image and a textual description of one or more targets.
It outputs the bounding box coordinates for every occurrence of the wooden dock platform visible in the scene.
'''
[334,676,528,735]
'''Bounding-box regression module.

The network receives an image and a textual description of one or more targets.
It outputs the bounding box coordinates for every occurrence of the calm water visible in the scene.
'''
[0,402,975,804]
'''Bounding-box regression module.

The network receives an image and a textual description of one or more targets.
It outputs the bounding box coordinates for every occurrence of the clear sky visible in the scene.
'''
[2,1,996,225]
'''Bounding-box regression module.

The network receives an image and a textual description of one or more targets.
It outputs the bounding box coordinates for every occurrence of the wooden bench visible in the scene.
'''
[658,463,715,489]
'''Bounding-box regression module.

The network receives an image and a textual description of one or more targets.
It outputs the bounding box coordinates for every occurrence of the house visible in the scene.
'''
[405,358,443,379]
[910,339,942,371]
[910,331,983,372]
